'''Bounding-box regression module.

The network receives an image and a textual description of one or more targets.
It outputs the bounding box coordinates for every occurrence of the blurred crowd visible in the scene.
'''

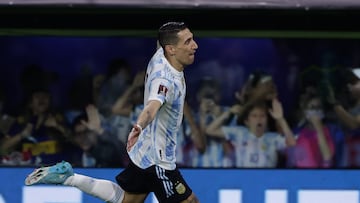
[1,57,360,169]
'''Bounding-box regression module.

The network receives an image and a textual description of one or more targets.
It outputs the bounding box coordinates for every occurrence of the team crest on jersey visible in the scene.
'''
[157,84,168,96]
[175,181,186,194]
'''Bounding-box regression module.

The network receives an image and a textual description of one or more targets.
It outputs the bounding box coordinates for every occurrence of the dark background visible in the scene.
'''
[1,5,360,117]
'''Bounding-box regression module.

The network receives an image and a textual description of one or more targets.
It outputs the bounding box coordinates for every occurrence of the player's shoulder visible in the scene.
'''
[148,63,174,82]
[148,48,165,66]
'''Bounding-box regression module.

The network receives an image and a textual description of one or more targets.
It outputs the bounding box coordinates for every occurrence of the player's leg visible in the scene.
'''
[122,192,148,203]
[67,174,149,203]
[65,174,125,203]
[25,161,125,203]
[150,165,198,203]
[115,160,152,203]
[180,192,200,203]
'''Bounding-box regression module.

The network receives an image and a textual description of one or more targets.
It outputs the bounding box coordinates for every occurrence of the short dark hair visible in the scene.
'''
[158,22,188,48]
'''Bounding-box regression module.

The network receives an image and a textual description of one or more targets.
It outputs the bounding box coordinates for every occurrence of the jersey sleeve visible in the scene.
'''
[147,77,172,105]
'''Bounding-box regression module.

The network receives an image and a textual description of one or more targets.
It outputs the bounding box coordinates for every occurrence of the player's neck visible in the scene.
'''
[166,56,184,72]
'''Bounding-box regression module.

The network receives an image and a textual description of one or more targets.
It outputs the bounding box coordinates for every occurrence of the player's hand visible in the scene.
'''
[126,124,142,152]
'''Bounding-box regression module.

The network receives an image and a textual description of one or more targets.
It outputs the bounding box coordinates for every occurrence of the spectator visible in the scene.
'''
[327,67,360,167]
[289,92,336,168]
[66,65,100,124]
[206,98,296,168]
[6,88,70,166]
[1,123,33,165]
[234,70,278,131]
[68,104,128,168]
[97,58,132,117]
[189,77,232,168]
[289,68,345,168]
[0,75,28,164]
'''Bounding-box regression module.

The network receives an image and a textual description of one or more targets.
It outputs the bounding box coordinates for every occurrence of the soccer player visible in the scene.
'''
[24,21,200,203]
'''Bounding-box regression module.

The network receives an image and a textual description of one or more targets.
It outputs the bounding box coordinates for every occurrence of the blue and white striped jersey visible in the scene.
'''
[222,125,286,168]
[128,48,186,170]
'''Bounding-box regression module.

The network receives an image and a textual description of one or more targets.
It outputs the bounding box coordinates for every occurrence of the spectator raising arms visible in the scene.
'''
[206,98,296,168]
[68,104,128,168]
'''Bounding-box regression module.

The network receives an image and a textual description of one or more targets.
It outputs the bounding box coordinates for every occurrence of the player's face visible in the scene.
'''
[173,28,198,68]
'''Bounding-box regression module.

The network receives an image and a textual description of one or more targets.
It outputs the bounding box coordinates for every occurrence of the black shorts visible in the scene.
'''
[116,160,192,203]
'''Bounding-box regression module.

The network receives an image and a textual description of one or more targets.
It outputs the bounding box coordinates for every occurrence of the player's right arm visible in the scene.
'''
[136,100,162,130]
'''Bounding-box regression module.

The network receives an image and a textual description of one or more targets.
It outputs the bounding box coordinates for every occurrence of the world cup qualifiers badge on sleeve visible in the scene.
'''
[158,84,168,96]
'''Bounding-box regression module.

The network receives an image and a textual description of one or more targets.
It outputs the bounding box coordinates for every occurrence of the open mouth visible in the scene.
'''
[255,123,265,133]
